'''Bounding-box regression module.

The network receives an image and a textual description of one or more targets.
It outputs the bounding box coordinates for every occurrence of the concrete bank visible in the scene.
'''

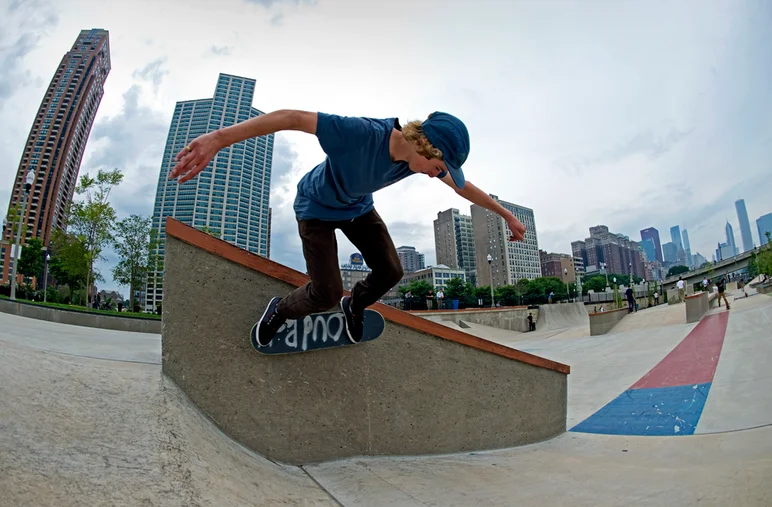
[416,307,538,333]
[0,297,161,334]
[589,308,628,335]
[685,291,718,323]
[162,219,569,465]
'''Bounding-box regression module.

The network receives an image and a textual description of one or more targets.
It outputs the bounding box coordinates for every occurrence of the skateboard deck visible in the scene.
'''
[251,308,385,355]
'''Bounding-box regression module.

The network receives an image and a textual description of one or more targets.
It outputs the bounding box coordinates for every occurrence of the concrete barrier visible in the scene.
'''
[668,288,684,304]
[589,308,628,335]
[162,218,570,465]
[756,282,772,295]
[416,307,538,333]
[685,292,709,323]
[0,297,161,334]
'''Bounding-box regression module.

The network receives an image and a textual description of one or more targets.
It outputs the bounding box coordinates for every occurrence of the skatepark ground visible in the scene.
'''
[2,287,771,506]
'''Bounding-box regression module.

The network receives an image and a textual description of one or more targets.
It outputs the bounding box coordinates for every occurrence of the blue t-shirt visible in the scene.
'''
[294,113,414,221]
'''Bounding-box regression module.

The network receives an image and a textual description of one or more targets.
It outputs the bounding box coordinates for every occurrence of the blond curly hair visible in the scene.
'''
[401,120,443,160]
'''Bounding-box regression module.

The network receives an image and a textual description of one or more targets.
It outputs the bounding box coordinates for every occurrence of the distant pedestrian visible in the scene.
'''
[716,277,730,310]
[404,290,412,311]
[654,291,659,305]
[625,286,635,313]
[527,312,535,331]
[548,291,554,304]
[677,277,685,302]
[436,289,444,310]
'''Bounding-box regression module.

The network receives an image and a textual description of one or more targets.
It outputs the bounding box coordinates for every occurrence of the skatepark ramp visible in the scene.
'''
[536,302,589,331]
[161,218,569,465]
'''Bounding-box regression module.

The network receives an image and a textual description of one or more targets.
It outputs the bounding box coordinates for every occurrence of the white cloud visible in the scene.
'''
[0,0,770,293]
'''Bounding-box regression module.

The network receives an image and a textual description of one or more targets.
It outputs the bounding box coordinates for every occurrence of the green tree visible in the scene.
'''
[581,274,608,295]
[474,286,493,306]
[443,277,468,300]
[667,265,689,277]
[494,284,521,306]
[112,214,156,310]
[48,228,89,303]
[17,237,44,282]
[198,225,221,237]
[747,252,759,279]
[67,168,124,307]
[758,232,772,278]
[397,280,433,299]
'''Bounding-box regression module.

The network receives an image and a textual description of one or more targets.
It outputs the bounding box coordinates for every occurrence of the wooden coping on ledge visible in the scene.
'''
[165,218,570,375]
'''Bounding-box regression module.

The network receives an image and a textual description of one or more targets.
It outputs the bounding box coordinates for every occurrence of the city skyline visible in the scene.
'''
[1,1,771,295]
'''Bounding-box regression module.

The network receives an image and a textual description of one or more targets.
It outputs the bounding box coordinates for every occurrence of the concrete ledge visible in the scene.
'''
[0,297,161,334]
[162,218,569,465]
[589,308,627,335]
[416,307,538,333]
[756,282,772,295]
[685,291,714,323]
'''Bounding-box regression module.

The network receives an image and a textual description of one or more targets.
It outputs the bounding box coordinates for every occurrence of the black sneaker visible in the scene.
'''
[340,296,364,344]
[256,297,286,347]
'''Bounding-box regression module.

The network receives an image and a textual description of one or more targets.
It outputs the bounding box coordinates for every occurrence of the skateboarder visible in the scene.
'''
[716,277,730,309]
[170,109,526,347]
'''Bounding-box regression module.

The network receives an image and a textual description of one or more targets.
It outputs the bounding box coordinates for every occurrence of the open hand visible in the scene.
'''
[169,131,223,183]
[507,215,526,242]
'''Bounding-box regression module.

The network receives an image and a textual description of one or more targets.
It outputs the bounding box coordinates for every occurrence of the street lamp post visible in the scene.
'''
[10,169,35,301]
[564,267,570,302]
[43,253,51,302]
[613,276,618,309]
[575,271,583,303]
[600,262,609,288]
[487,253,495,308]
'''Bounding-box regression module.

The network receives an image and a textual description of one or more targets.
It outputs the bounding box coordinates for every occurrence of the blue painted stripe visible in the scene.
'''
[570,383,712,436]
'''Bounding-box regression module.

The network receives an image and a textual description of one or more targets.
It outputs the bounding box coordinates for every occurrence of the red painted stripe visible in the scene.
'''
[631,312,729,389]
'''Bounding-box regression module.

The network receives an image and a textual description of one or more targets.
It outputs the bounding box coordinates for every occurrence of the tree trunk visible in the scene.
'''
[129,265,135,314]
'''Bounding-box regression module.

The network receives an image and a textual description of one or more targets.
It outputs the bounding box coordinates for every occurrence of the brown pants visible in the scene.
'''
[276,209,404,319]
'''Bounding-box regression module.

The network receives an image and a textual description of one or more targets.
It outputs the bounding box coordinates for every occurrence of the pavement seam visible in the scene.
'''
[0,338,160,365]
[300,466,346,506]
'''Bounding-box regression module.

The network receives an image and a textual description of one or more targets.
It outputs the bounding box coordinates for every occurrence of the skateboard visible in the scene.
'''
[251,308,385,355]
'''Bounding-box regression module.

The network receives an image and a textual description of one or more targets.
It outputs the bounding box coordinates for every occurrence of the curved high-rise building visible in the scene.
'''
[145,74,274,311]
[1,29,111,283]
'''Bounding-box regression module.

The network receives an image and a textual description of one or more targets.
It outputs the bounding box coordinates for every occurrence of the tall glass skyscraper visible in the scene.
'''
[146,73,274,311]
[757,213,772,246]
[681,229,692,268]
[735,199,754,252]
[640,227,663,263]
[725,222,738,256]
[1,29,110,283]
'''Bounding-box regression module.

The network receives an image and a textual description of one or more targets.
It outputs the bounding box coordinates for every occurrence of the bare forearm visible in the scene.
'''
[215,109,317,148]
[458,182,511,218]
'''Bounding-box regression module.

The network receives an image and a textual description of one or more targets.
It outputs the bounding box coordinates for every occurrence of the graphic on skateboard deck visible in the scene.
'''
[251,308,385,355]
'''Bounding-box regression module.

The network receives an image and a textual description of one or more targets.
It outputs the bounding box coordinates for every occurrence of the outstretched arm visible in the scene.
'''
[440,174,526,242]
[170,109,317,183]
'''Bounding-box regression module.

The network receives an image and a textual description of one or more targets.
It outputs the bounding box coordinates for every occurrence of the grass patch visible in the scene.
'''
[0,295,161,320]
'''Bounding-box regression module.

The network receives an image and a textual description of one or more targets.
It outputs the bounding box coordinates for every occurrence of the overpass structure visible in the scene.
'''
[660,249,755,292]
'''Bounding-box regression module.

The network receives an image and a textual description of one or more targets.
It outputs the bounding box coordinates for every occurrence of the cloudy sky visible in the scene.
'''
[1,0,770,295]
